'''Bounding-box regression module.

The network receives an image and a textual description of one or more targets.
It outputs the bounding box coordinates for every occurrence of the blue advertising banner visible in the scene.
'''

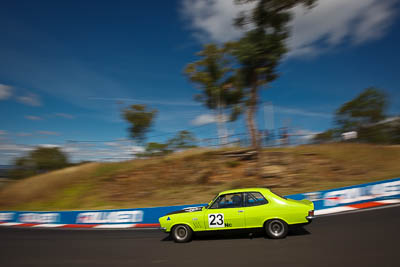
[286,177,400,210]
[0,204,205,225]
[0,177,399,226]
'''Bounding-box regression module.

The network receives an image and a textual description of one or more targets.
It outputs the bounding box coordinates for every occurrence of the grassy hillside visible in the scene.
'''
[1,143,400,211]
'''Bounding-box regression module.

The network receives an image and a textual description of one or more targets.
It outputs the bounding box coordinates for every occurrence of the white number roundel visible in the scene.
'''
[208,213,224,228]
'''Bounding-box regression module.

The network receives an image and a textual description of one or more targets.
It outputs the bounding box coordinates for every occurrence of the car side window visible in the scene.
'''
[209,193,243,209]
[245,192,268,207]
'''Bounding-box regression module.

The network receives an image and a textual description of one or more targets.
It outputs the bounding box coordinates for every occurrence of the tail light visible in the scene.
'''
[308,210,314,217]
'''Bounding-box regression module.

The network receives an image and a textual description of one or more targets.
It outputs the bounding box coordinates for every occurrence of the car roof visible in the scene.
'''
[218,187,270,195]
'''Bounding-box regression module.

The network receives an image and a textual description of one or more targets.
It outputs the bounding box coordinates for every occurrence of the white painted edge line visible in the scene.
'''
[317,203,400,217]
[315,206,356,215]
[0,222,22,226]
[32,224,66,228]
[93,224,136,229]
[376,199,400,204]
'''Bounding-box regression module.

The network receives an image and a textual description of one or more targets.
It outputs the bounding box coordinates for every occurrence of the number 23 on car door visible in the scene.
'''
[208,213,224,228]
[205,193,246,230]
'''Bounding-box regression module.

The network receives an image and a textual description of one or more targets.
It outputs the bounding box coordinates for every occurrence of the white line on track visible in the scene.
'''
[32,224,66,228]
[94,224,135,229]
[47,227,162,231]
[316,203,400,217]
[0,223,22,226]
[376,199,400,204]
[315,206,356,215]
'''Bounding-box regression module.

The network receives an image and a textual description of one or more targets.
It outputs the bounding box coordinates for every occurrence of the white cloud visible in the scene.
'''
[0,143,33,152]
[294,129,319,140]
[352,1,396,44]
[131,146,145,154]
[181,0,253,43]
[16,132,33,137]
[25,115,43,121]
[37,131,60,136]
[275,106,332,118]
[89,97,201,107]
[0,139,145,164]
[191,106,330,126]
[17,93,41,106]
[181,0,397,58]
[192,114,217,125]
[54,113,74,119]
[0,130,7,140]
[63,141,145,162]
[287,0,397,57]
[104,142,120,147]
[38,144,60,148]
[191,113,229,125]
[0,84,13,100]
[0,142,60,164]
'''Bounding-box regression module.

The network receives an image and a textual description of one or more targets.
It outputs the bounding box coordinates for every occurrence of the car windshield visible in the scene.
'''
[205,194,219,209]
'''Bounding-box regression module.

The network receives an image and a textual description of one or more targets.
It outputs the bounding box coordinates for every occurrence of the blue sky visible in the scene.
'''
[0,0,399,164]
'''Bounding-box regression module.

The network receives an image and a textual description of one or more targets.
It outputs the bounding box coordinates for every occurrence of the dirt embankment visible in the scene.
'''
[1,143,399,211]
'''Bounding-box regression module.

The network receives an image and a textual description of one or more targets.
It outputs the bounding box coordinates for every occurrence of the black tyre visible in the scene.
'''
[171,224,193,243]
[265,219,288,239]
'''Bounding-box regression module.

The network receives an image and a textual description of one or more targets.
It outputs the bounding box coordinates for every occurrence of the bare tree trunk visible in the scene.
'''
[246,84,259,149]
[216,109,229,146]
[220,103,229,145]
[246,83,264,178]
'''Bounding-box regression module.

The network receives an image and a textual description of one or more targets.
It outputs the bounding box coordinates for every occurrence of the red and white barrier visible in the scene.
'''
[0,222,161,229]
[315,199,400,215]
[1,199,399,228]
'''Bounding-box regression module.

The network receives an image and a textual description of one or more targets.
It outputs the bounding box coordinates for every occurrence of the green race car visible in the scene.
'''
[159,188,315,242]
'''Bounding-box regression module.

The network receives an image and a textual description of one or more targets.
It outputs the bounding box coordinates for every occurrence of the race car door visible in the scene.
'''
[204,193,245,230]
[243,192,269,228]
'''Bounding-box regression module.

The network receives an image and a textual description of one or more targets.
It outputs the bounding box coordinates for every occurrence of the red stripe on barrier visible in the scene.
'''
[16,223,39,227]
[1,198,398,229]
[347,202,382,209]
[61,224,99,228]
[134,223,160,228]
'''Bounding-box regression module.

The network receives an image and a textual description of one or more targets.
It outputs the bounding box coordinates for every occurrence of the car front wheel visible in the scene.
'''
[171,224,193,243]
[265,219,288,239]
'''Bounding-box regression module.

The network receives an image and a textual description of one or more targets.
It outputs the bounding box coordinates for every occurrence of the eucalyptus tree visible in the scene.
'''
[167,130,197,150]
[8,147,69,179]
[123,104,157,145]
[335,87,387,132]
[185,44,242,145]
[232,0,317,148]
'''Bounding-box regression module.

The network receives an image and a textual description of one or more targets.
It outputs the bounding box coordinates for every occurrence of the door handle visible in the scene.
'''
[238,210,244,213]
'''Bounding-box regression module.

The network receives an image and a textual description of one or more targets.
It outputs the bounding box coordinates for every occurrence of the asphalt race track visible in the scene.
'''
[1,205,399,267]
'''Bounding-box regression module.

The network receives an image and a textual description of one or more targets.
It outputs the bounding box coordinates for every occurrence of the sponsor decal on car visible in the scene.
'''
[182,207,203,212]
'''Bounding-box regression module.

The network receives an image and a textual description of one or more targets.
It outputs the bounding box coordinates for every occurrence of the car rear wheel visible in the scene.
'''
[265,219,288,239]
[171,224,193,243]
